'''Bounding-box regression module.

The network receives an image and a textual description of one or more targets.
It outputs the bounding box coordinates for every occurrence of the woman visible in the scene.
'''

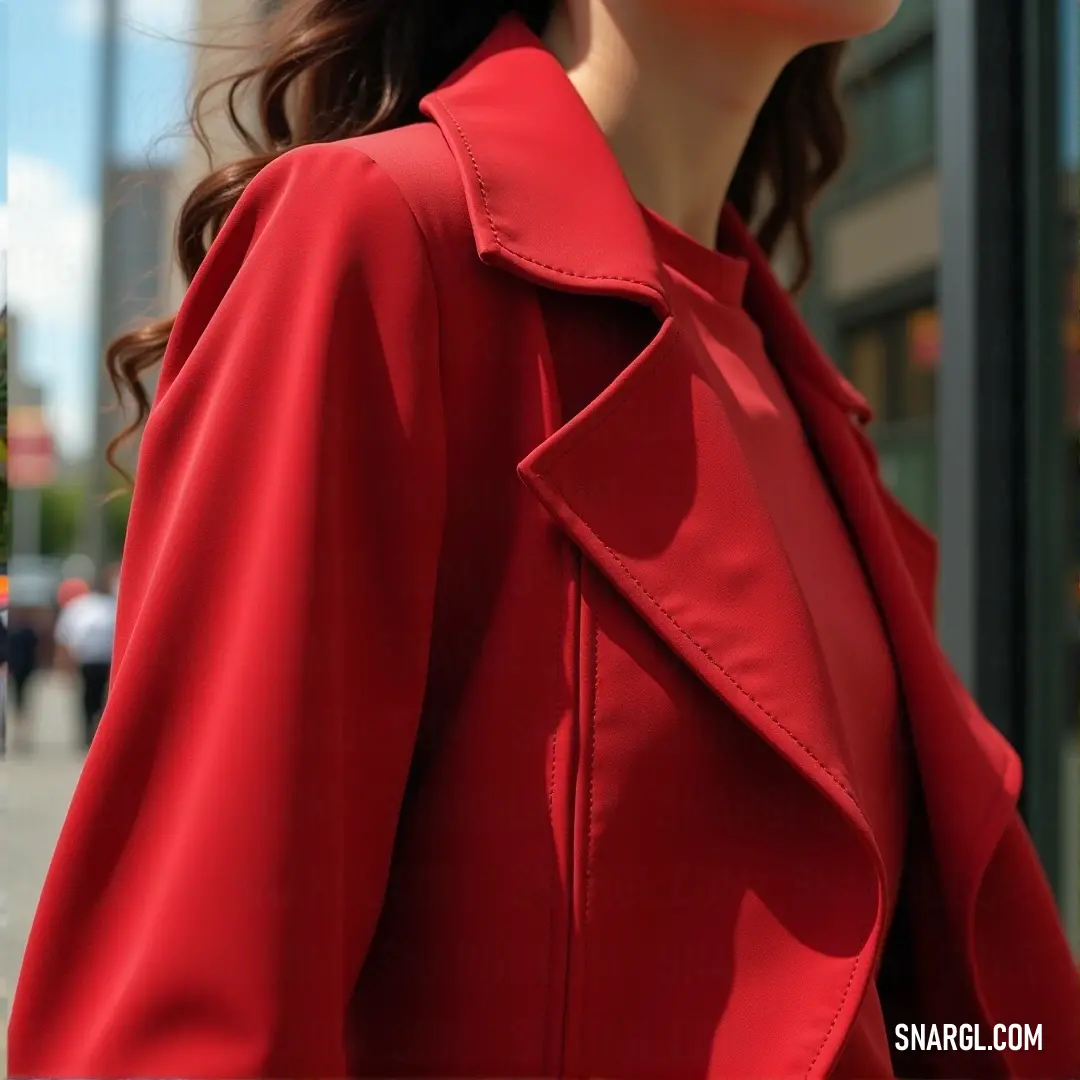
[9,2,1080,1077]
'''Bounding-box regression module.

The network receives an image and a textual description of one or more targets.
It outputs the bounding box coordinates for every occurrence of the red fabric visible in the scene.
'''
[9,16,1080,1080]
[645,206,906,1078]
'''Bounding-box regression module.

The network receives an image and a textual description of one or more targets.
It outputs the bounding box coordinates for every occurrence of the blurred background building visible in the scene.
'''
[162,0,269,312]
[800,0,1080,945]
[4,0,1079,969]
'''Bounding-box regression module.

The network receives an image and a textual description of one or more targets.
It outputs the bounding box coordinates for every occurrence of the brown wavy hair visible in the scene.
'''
[106,0,847,478]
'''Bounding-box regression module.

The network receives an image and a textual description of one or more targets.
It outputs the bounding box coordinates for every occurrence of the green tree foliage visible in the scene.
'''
[13,482,129,562]
[39,484,84,557]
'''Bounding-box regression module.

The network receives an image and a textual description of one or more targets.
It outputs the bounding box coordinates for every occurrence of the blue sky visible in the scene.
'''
[0,2,8,203]
[7,0,195,457]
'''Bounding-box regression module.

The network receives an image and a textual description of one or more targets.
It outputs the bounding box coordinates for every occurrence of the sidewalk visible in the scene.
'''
[2,671,88,1069]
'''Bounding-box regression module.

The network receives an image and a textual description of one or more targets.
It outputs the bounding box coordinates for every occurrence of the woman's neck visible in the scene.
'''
[543,1,802,247]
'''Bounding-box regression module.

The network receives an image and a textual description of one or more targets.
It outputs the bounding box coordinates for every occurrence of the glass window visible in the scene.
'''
[839,304,939,532]
[884,49,936,166]
[849,90,884,178]
[841,306,940,423]
[1062,0,1079,174]
[903,308,939,421]
[1067,269,1079,428]
[1060,0,1080,955]
[848,328,888,418]
[843,40,936,193]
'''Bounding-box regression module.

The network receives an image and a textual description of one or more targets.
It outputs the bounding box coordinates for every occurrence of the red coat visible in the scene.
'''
[10,16,1079,1079]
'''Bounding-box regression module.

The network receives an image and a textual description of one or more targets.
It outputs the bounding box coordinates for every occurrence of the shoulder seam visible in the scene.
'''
[336,141,446,412]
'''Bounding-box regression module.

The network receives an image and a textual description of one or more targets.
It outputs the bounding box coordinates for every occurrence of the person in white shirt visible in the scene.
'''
[54,565,120,749]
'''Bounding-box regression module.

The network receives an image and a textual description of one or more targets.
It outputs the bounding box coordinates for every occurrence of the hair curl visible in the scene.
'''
[106,0,847,478]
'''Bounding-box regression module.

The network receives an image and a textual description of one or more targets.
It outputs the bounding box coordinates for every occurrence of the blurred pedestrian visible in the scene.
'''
[9,2,1080,1078]
[0,572,7,755]
[7,609,40,730]
[56,577,91,609]
[52,567,118,750]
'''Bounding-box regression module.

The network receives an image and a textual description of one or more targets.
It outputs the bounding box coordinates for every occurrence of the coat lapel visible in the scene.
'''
[794,380,1022,922]
[517,317,874,836]
[425,18,877,848]
[732,215,1022,929]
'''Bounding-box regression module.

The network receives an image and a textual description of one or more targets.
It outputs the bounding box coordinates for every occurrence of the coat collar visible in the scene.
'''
[422,14,870,421]
[421,15,666,314]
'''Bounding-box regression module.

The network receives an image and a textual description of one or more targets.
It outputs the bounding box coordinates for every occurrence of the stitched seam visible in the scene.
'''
[544,719,559,1072]
[557,551,584,1076]
[527,332,864,1070]
[576,520,864,1072]
[806,952,864,1076]
[576,525,863,1073]
[439,102,664,290]
[342,145,445,388]
[546,492,857,803]
[548,728,557,823]
[582,602,600,1066]
[533,492,866,1074]
[535,323,681,468]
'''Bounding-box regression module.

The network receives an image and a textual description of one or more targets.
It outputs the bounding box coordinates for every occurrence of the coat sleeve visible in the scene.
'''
[8,142,446,1079]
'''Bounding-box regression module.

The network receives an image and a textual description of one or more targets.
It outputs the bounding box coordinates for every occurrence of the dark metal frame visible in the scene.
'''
[936,0,1068,900]
[1021,0,1071,916]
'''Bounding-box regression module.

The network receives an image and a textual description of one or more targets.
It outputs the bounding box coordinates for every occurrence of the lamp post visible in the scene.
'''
[82,0,123,572]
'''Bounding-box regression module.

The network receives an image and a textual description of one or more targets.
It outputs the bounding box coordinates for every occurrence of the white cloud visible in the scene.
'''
[62,0,196,40]
[6,156,100,458]
[7,154,98,333]
[18,316,99,458]
[48,397,97,460]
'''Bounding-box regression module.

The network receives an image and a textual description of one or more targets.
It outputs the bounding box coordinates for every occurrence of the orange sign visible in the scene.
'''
[907,308,941,369]
[1067,270,1079,350]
